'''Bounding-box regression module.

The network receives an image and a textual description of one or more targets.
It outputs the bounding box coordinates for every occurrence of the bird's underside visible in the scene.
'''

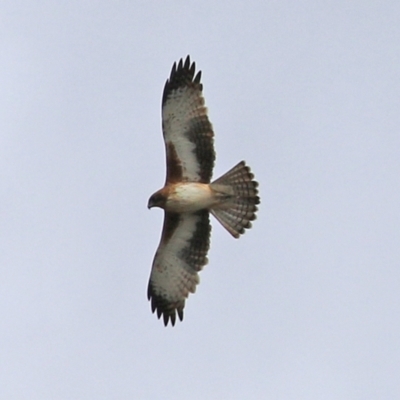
[147,56,260,326]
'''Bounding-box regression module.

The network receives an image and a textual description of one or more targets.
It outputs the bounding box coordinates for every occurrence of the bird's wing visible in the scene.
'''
[162,56,215,184]
[147,209,211,326]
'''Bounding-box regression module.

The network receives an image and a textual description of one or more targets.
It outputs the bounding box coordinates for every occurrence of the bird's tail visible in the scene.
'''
[210,161,260,238]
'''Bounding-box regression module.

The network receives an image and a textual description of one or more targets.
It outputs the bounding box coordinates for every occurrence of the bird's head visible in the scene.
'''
[147,190,167,209]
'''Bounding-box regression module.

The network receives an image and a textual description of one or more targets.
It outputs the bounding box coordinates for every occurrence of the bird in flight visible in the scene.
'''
[147,56,260,326]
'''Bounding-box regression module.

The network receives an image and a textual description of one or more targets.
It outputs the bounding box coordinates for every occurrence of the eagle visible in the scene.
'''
[147,56,260,326]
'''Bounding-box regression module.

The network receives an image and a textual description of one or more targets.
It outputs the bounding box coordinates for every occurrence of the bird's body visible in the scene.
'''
[147,56,260,326]
[150,182,216,213]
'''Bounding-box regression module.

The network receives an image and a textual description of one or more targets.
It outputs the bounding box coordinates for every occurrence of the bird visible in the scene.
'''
[147,56,260,326]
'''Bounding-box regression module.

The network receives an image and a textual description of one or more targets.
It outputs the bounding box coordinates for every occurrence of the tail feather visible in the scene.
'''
[210,161,260,238]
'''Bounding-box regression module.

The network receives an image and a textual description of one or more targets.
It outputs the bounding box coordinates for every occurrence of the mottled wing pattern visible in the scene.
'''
[147,210,211,326]
[162,56,215,184]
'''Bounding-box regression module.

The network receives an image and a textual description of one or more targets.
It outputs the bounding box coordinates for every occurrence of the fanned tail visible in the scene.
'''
[210,161,260,238]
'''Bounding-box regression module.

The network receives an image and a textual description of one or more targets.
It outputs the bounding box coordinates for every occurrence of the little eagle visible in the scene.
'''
[147,56,260,326]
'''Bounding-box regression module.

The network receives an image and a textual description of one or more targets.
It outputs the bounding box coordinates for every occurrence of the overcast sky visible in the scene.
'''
[1,1,399,399]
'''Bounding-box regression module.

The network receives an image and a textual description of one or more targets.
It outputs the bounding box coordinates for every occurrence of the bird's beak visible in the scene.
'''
[147,199,154,209]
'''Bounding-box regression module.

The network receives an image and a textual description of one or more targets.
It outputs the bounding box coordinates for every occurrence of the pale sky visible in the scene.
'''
[1,1,400,399]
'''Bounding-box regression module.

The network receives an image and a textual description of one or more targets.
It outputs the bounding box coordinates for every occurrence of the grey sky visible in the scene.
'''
[1,1,399,399]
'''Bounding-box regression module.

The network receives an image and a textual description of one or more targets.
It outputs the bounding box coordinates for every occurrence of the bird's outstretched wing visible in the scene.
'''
[162,56,215,184]
[147,210,211,326]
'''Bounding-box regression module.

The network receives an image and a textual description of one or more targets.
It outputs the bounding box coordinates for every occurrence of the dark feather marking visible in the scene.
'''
[161,212,181,242]
[178,210,211,272]
[194,71,202,84]
[165,142,183,183]
[185,115,215,183]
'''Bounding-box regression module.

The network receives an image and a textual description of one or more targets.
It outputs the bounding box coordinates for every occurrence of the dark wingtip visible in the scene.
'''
[162,56,202,106]
[148,282,185,327]
[170,61,177,80]
[183,55,190,70]
[194,70,202,84]
[163,312,173,326]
